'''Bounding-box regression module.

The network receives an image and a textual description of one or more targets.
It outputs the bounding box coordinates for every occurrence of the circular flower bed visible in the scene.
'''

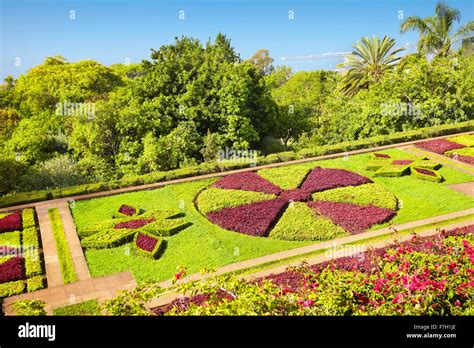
[196,166,398,240]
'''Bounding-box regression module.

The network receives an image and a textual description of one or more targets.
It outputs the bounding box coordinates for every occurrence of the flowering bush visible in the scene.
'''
[0,211,22,233]
[212,172,282,194]
[300,167,372,193]
[415,139,465,154]
[0,256,25,283]
[157,224,474,316]
[307,201,396,234]
[207,199,287,237]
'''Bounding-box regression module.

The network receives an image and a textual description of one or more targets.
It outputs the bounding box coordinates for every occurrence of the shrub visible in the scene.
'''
[0,280,25,297]
[448,134,474,147]
[0,231,21,248]
[366,159,389,171]
[212,172,282,194]
[0,256,25,282]
[311,183,398,210]
[141,219,192,237]
[133,231,165,259]
[412,167,443,183]
[411,159,441,169]
[27,275,45,292]
[269,202,347,241]
[81,229,136,249]
[53,299,100,316]
[48,208,77,283]
[0,191,51,208]
[21,209,36,229]
[207,199,287,237]
[445,147,474,157]
[258,166,311,190]
[374,165,410,177]
[308,201,396,234]
[415,139,465,154]
[0,211,22,233]
[112,204,140,218]
[12,299,46,315]
[196,188,276,214]
[300,167,372,193]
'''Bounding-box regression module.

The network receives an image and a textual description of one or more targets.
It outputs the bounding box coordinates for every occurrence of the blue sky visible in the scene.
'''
[1,0,472,79]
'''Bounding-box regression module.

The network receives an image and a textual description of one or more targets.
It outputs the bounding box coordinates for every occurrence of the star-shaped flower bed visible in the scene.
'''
[196,166,398,240]
[366,153,443,182]
[79,205,192,251]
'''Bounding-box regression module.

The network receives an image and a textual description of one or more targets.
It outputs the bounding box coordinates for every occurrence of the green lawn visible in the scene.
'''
[72,147,474,284]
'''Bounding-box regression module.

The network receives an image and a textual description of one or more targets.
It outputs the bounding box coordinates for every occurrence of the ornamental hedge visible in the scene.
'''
[133,231,165,259]
[1,121,472,209]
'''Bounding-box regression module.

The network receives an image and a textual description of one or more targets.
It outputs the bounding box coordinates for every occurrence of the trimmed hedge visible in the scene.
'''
[53,299,100,316]
[26,275,45,292]
[133,231,165,259]
[48,208,78,283]
[0,280,25,297]
[141,219,192,237]
[23,227,42,278]
[374,165,410,177]
[0,231,21,248]
[268,202,348,241]
[196,188,276,214]
[311,183,398,210]
[448,134,474,147]
[81,229,136,249]
[1,121,473,209]
[21,209,35,229]
[412,167,443,183]
[257,166,311,190]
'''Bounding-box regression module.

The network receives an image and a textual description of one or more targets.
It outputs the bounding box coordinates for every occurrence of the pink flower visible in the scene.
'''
[303,299,314,307]
[454,300,461,306]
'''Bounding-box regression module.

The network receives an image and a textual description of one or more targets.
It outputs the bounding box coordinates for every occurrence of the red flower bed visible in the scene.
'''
[212,172,282,194]
[391,160,413,165]
[374,153,390,158]
[135,232,158,252]
[0,256,24,283]
[415,139,464,154]
[207,199,287,237]
[0,211,22,233]
[118,204,136,216]
[114,218,155,229]
[414,167,436,176]
[454,155,474,165]
[300,167,372,193]
[308,201,395,234]
[279,189,311,202]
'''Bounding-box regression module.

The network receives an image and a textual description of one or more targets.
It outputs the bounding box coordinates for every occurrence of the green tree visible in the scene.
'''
[249,49,275,75]
[337,36,405,96]
[400,1,474,57]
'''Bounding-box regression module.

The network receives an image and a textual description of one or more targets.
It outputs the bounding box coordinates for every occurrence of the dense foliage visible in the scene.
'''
[0,2,472,196]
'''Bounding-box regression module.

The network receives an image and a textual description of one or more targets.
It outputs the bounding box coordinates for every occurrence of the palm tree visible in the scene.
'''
[400,1,474,56]
[337,35,405,96]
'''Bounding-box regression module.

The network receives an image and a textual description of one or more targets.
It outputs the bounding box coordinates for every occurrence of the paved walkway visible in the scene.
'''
[35,205,63,288]
[3,272,136,315]
[448,182,474,197]
[0,131,472,214]
[146,209,474,308]
[148,219,474,309]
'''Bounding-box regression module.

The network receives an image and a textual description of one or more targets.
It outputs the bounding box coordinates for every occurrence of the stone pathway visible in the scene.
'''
[148,220,474,309]
[35,205,63,288]
[448,182,474,197]
[1,131,472,214]
[3,272,136,315]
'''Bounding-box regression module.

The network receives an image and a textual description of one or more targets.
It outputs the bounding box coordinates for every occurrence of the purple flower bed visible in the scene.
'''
[0,256,24,283]
[391,160,413,165]
[212,172,282,194]
[0,211,22,233]
[308,201,396,234]
[454,155,474,165]
[279,189,310,202]
[114,218,155,230]
[135,232,158,252]
[260,224,474,290]
[414,167,436,177]
[300,167,372,193]
[415,139,465,155]
[374,153,390,158]
[207,199,287,236]
[118,204,137,216]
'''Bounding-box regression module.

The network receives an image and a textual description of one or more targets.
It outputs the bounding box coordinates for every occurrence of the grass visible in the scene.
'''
[53,299,100,316]
[72,148,474,284]
[48,208,78,284]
